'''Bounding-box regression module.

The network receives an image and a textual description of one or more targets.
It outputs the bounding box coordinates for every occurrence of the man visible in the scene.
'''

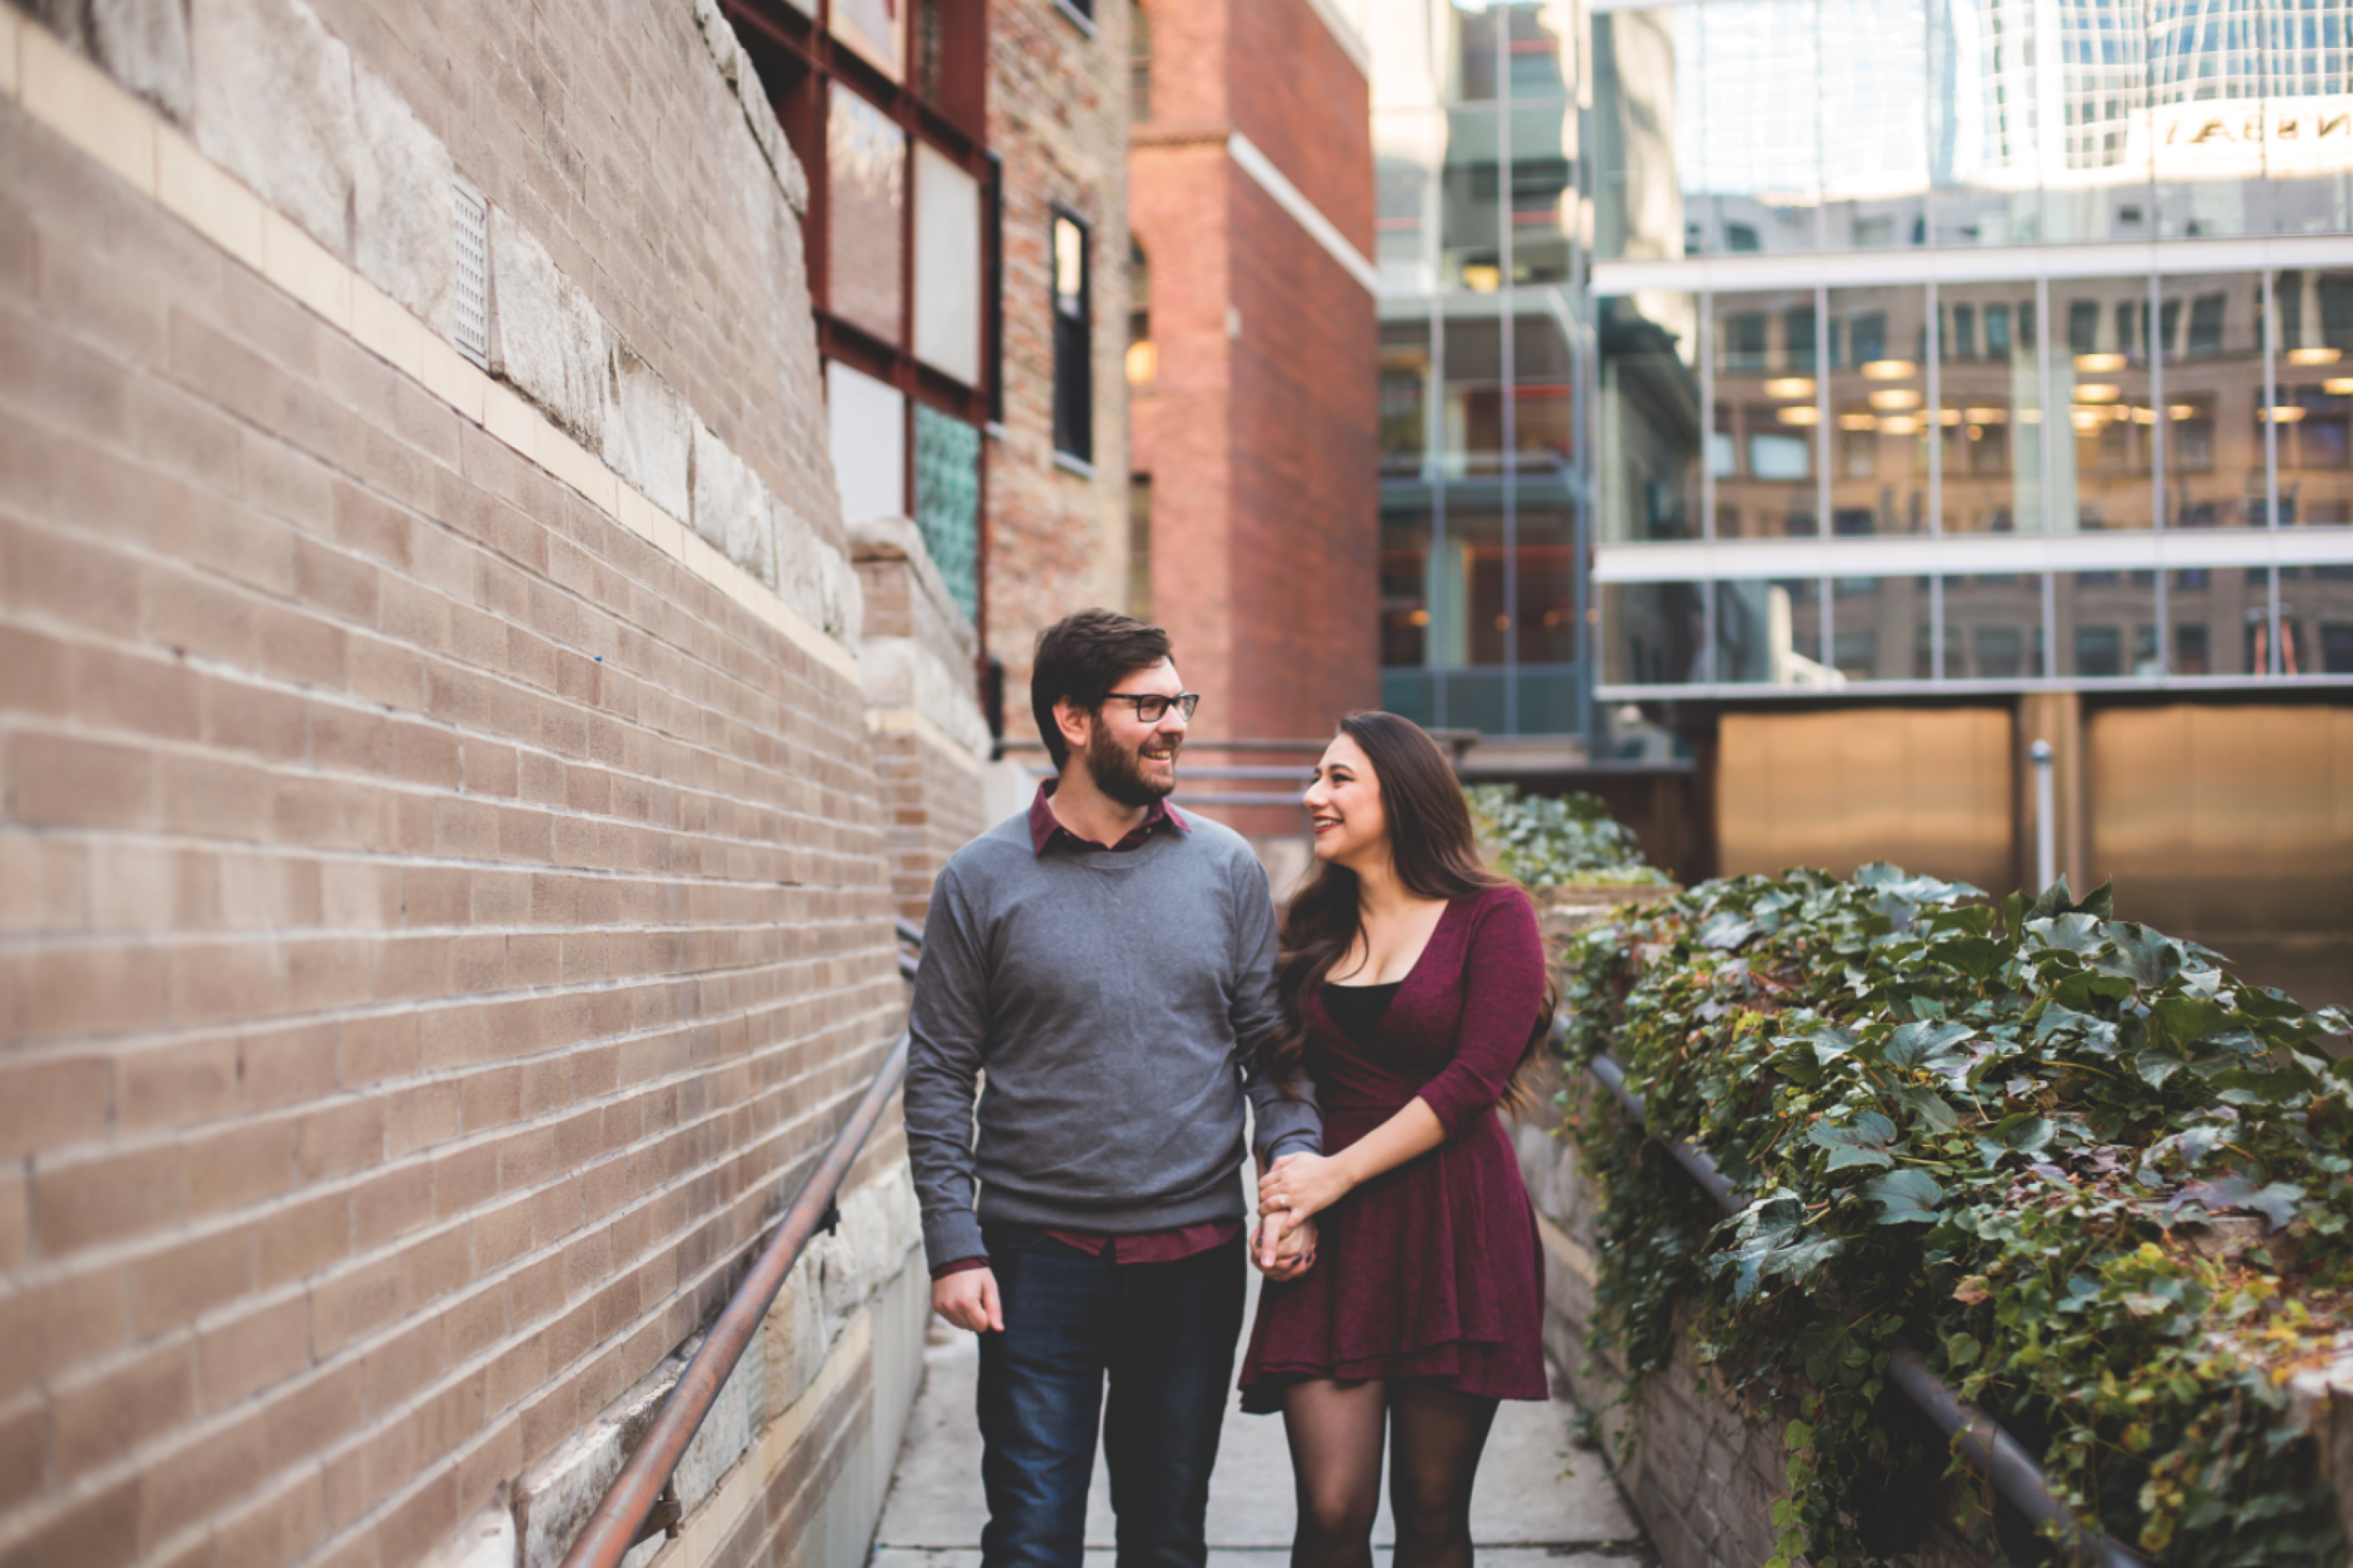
[904,609,1321,1568]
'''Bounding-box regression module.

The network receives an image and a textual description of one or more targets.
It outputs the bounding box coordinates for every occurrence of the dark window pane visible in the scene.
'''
[1051,213,1092,461]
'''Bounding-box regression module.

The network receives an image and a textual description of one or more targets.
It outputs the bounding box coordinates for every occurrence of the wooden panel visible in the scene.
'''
[2089,706,2353,937]
[1718,709,2014,891]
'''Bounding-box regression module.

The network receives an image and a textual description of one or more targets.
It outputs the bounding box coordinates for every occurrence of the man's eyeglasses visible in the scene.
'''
[1101,692,1201,724]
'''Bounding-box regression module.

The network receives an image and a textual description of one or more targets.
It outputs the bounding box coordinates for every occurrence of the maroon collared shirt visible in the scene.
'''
[935,783,1240,1277]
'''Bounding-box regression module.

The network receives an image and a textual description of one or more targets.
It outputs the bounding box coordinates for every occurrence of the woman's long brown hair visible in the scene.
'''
[1269,712,1557,1112]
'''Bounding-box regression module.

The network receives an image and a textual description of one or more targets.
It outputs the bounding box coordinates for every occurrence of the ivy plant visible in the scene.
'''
[1467,784,1671,888]
[1559,866,2351,1568]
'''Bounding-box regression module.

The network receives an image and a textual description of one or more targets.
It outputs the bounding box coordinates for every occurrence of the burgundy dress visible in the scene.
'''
[1238,884,1549,1412]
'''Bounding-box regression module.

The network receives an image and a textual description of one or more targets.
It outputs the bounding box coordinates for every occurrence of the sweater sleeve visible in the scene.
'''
[1417,888,1547,1137]
[1228,853,1323,1165]
[904,865,991,1273]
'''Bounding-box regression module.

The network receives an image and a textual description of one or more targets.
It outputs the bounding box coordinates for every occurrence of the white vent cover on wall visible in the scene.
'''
[452,179,490,369]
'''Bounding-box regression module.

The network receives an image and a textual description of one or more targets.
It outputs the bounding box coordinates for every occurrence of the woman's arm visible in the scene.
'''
[1256,889,1545,1224]
[1257,1098,1444,1223]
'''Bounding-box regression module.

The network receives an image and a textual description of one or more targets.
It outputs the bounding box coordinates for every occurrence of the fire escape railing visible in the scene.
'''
[554,917,925,1568]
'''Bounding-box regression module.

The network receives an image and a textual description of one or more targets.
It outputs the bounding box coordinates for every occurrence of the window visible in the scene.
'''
[1128,475,1152,617]
[1126,239,1153,384]
[1052,211,1093,462]
[827,86,906,345]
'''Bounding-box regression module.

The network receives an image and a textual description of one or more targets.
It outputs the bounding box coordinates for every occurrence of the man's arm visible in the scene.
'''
[904,869,992,1279]
[1228,855,1322,1167]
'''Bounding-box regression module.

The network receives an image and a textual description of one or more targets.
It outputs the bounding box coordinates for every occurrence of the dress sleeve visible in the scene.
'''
[1416,888,1547,1137]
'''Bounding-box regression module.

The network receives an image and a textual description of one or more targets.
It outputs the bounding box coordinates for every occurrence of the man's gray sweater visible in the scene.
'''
[904,807,1322,1273]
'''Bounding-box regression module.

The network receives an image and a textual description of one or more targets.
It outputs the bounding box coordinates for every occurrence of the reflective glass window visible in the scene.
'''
[2160,271,2266,525]
[1821,0,1930,248]
[1441,318,1509,475]
[1936,281,2044,532]
[2281,563,2353,672]
[1433,507,1515,664]
[1929,0,2044,246]
[1507,1,1577,100]
[1598,293,1702,541]
[1443,108,1506,292]
[1714,578,1828,682]
[1827,285,1929,534]
[2054,276,2157,531]
[1715,286,1823,537]
[2274,268,2353,523]
[2045,0,2155,244]
[1451,0,1506,102]
[1376,111,1444,296]
[828,85,906,344]
[1509,103,1578,284]
[1382,498,1434,669]
[1514,504,1580,665]
[1698,0,1823,253]
[1593,8,1700,261]
[2167,564,2258,673]
[1831,574,1932,679]
[1944,572,2047,676]
[2150,0,2268,239]
[2055,569,2160,676]
[1381,318,1433,478]
[1604,581,1708,683]
[2265,1,2353,235]
[1514,314,1578,472]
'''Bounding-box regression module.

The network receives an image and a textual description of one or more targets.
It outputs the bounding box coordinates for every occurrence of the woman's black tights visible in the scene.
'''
[1280,1378,1500,1568]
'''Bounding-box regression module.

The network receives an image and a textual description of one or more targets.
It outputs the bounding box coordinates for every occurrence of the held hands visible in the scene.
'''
[931,1267,1004,1334]
[1257,1151,1353,1229]
[1251,1212,1317,1280]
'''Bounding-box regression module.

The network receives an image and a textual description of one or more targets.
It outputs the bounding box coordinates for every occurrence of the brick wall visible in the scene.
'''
[1129,0,1375,782]
[983,0,1130,754]
[0,4,963,1564]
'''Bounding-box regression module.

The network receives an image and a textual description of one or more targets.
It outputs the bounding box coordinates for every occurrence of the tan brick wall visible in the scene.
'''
[0,9,930,1565]
[984,0,1131,749]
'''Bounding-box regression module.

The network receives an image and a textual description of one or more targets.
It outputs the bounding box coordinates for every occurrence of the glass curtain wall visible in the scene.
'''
[1375,0,1593,736]
[1597,0,2353,256]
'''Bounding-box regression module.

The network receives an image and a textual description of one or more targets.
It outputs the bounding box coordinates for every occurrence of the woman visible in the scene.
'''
[1239,711,1553,1568]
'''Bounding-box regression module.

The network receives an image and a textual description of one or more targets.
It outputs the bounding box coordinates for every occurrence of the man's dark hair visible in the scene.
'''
[1031,610,1173,769]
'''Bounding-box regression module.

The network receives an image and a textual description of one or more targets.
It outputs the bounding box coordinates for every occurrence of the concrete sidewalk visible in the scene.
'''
[870,1282,1651,1568]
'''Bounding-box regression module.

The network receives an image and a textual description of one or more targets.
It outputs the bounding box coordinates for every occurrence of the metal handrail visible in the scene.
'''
[1583,1052,2151,1568]
[555,933,922,1568]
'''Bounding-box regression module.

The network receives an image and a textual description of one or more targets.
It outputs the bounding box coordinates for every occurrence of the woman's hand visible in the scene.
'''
[1257,1150,1354,1225]
[1251,1214,1317,1279]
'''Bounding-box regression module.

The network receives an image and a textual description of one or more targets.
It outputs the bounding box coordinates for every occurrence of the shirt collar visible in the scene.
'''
[1028,778,1190,856]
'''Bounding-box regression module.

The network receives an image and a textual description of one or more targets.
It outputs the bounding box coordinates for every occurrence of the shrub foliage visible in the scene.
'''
[1558,866,2352,1567]
[1466,785,1670,888]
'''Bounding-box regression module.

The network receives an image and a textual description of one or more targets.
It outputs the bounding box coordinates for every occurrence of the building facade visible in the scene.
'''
[1587,0,2353,998]
[1128,0,1382,761]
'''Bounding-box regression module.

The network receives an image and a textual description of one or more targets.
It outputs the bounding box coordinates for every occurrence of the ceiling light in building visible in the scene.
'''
[2132,407,2158,424]
[2264,405,2308,423]
[1776,406,1820,425]
[1866,388,1921,411]
[2074,352,2127,373]
[1936,408,1961,424]
[1460,264,1501,292]
[1763,376,1816,399]
[2075,383,2121,403]
[1878,415,1921,435]
[2326,377,2353,395]
[1862,359,1916,380]
[2169,405,2197,420]
[2288,346,2343,365]
[2071,408,2105,430]
[2017,408,2043,424]
[1408,609,1431,626]
[1126,341,1158,384]
[1963,407,2008,424]
[1838,413,1878,430]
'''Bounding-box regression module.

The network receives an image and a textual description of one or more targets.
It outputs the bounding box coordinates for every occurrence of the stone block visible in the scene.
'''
[35,0,194,121]
[604,348,691,523]
[687,421,770,586]
[418,1495,515,1568]
[761,1255,830,1422]
[352,60,453,339]
[513,1349,680,1568]
[672,1331,763,1515]
[190,0,357,258]
[490,207,609,451]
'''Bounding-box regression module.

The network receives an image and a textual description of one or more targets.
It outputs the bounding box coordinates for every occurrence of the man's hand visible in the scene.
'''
[1252,1213,1317,1281]
[932,1267,1004,1333]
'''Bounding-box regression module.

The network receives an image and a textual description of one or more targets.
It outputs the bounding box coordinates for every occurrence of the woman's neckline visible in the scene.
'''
[1324,895,1457,988]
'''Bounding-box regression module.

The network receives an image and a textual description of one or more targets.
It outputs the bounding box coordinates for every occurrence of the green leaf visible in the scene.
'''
[1885,1019,1974,1071]
[1945,1332,1982,1368]
[2154,993,2230,1048]
[1807,1112,1897,1170]
[1864,1169,1945,1224]
[1993,1113,2054,1154]
[1784,1417,1815,1451]
[2169,1175,2305,1232]
[1892,1083,1961,1132]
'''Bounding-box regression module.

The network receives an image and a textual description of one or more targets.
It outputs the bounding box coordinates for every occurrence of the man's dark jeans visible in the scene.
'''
[974,1223,1247,1568]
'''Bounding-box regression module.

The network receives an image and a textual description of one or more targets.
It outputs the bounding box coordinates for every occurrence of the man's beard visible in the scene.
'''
[1087,723,1177,808]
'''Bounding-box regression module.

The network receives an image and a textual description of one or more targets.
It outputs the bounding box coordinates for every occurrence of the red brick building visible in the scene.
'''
[1128,0,1380,752]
